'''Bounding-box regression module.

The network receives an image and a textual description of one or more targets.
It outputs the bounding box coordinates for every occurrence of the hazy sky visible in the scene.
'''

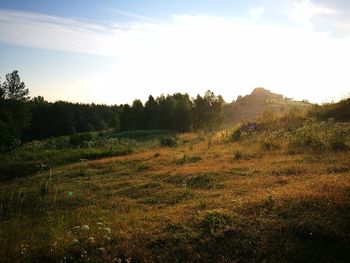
[0,0,349,104]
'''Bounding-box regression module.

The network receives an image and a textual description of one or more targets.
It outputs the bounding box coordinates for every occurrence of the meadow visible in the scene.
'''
[1,111,350,262]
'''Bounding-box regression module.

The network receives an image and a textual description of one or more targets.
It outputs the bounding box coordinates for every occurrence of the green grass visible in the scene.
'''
[1,121,350,262]
[0,130,176,180]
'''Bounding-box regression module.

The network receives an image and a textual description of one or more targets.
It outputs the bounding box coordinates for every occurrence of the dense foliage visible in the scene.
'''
[0,71,224,151]
[119,91,224,132]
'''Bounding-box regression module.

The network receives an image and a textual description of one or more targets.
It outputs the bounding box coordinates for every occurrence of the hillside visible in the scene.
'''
[1,111,350,262]
[224,87,311,124]
[311,98,350,122]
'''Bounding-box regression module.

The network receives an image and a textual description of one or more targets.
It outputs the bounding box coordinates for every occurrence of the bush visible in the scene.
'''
[260,133,280,151]
[200,212,229,235]
[329,130,348,152]
[160,136,178,147]
[69,133,94,147]
[289,119,348,152]
[230,128,241,142]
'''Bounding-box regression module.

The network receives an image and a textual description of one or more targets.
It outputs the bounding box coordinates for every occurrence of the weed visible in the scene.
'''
[200,212,230,235]
[176,154,202,165]
[233,150,243,160]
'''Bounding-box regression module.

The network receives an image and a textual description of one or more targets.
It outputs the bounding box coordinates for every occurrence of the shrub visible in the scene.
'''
[160,136,178,147]
[200,212,229,235]
[261,135,279,151]
[329,130,348,152]
[69,133,94,147]
[230,128,241,142]
[289,119,348,152]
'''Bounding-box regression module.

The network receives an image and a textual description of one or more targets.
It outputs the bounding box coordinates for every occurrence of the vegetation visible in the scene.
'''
[224,87,311,124]
[1,70,350,262]
[0,130,174,179]
[1,99,350,262]
[0,71,224,152]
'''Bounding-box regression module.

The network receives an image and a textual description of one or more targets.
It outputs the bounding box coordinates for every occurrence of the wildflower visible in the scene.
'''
[96,222,103,226]
[98,247,105,252]
[71,239,79,245]
[87,237,94,242]
[103,227,111,234]
[72,226,80,231]
[81,225,90,231]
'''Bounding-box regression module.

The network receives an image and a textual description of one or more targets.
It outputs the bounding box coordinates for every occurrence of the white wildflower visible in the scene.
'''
[71,239,79,245]
[103,227,111,234]
[86,237,94,242]
[81,225,90,231]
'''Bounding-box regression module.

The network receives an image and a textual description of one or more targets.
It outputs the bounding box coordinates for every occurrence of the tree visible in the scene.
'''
[0,80,4,100]
[157,95,176,129]
[0,71,31,151]
[193,90,224,131]
[173,93,193,132]
[144,95,158,129]
[129,100,145,130]
[2,70,29,100]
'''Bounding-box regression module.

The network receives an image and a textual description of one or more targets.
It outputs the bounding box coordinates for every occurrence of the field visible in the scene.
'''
[1,120,350,262]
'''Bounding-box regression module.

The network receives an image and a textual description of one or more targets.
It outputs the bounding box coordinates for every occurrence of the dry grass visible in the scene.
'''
[1,131,350,262]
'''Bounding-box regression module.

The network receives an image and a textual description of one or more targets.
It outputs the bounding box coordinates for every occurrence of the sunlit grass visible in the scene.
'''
[1,125,350,262]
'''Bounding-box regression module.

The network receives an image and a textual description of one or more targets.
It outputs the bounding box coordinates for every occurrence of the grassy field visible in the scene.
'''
[1,122,350,262]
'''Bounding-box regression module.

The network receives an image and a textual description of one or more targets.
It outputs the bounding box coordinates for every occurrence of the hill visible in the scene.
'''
[311,98,350,122]
[1,111,350,262]
[224,87,311,124]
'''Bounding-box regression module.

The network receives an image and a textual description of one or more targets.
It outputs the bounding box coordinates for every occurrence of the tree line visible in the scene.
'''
[0,70,224,152]
[119,91,223,132]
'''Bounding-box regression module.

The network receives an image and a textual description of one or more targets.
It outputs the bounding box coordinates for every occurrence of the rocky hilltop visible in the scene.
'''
[224,87,311,124]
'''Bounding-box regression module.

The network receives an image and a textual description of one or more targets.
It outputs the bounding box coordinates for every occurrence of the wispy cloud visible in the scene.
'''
[105,8,159,22]
[0,8,116,55]
[0,7,349,104]
[291,0,337,27]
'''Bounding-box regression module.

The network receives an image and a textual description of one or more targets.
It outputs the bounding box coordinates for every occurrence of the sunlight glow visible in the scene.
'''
[0,6,349,104]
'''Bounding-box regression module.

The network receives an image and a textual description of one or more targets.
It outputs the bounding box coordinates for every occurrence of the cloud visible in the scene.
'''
[291,0,337,28]
[0,9,117,56]
[0,8,349,104]
[104,8,159,22]
[248,7,265,20]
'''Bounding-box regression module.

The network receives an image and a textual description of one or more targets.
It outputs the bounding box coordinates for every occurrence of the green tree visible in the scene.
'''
[0,71,31,151]
[173,93,193,132]
[2,70,29,100]
[0,80,4,100]
[157,95,176,129]
[130,99,145,129]
[144,95,158,129]
[193,90,224,131]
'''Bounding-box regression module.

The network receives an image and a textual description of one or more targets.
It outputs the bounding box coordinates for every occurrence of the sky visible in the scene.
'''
[0,0,349,105]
